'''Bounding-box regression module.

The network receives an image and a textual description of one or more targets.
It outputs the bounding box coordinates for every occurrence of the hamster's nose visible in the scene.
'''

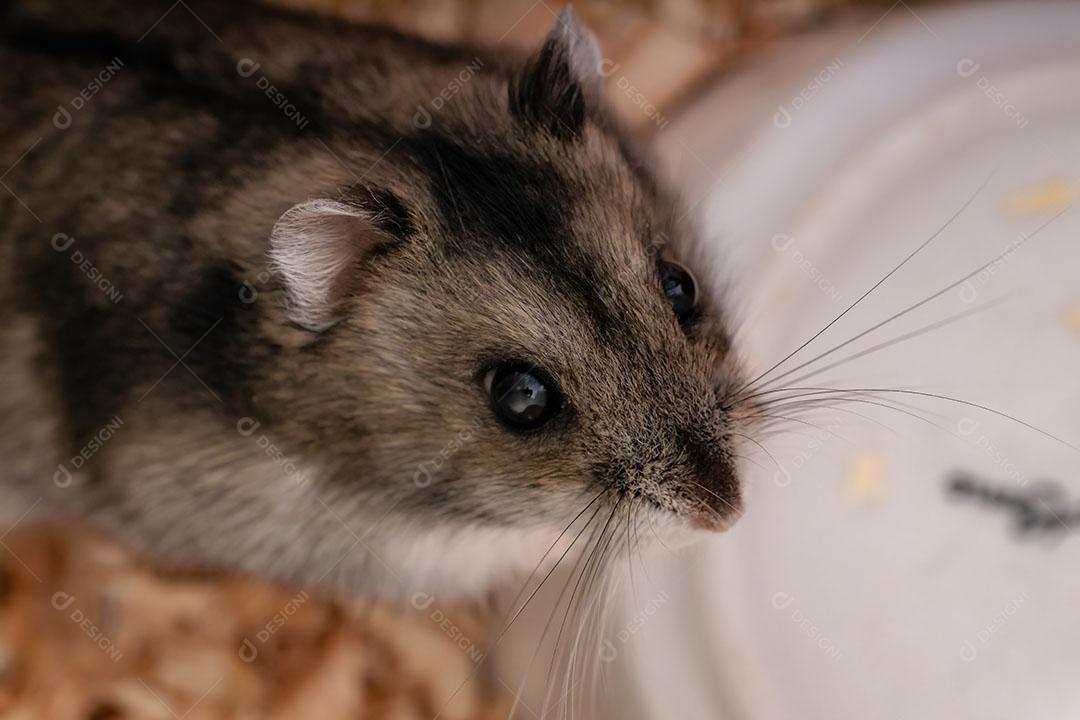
[684,441,742,530]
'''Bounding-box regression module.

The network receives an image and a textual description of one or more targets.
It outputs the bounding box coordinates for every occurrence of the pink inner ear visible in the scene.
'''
[548,6,604,101]
[268,199,380,332]
[510,6,604,136]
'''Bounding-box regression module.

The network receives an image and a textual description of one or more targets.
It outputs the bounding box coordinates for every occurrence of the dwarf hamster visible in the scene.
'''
[0,0,749,599]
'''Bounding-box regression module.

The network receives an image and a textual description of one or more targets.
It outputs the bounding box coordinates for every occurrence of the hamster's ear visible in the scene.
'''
[269,198,395,332]
[510,6,603,138]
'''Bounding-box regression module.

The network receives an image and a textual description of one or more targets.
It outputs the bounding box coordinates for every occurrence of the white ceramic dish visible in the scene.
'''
[613,3,1080,718]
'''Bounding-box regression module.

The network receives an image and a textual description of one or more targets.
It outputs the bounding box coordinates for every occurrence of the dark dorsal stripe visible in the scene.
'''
[404,129,630,344]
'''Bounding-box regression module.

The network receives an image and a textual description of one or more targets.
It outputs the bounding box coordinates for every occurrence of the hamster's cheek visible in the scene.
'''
[377,523,570,600]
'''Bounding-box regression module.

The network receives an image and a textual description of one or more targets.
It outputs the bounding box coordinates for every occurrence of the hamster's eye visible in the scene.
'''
[484,364,561,431]
[659,260,697,323]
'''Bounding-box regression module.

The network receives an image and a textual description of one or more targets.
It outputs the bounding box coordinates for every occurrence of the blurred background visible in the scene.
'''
[4,0,1079,718]
[268,0,872,134]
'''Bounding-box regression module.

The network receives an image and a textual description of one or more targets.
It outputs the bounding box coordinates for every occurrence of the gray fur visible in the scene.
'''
[0,0,752,599]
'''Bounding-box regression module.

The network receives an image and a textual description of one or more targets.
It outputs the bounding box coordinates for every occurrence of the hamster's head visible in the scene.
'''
[261,9,753,597]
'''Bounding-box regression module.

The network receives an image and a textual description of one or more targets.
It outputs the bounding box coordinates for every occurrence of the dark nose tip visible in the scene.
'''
[684,441,742,524]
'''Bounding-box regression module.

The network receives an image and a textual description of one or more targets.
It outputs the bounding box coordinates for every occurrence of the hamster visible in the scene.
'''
[0,0,750,599]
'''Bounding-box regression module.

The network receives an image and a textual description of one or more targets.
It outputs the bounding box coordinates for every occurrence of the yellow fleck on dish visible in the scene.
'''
[1006,179,1074,216]
[846,452,885,505]
[1068,305,1080,335]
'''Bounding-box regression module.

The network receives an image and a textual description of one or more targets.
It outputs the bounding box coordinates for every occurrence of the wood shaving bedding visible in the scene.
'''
[0,525,509,720]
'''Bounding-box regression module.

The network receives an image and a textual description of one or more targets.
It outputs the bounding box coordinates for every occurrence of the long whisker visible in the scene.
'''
[743,203,1069,400]
[755,386,949,419]
[729,430,785,476]
[545,500,622,688]
[744,412,855,445]
[539,501,622,719]
[505,503,608,720]
[755,401,901,436]
[684,478,739,518]
[644,509,676,553]
[433,493,605,720]
[771,295,1011,393]
[753,386,1080,451]
[729,166,997,399]
[759,394,952,444]
[569,506,626,719]
[495,490,607,638]
[625,499,658,592]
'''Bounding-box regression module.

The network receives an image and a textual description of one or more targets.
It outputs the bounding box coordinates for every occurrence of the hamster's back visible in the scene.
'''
[0,0,504,521]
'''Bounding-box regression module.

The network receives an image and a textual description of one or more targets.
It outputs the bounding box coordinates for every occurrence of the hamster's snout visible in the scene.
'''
[605,429,743,531]
[683,443,743,530]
